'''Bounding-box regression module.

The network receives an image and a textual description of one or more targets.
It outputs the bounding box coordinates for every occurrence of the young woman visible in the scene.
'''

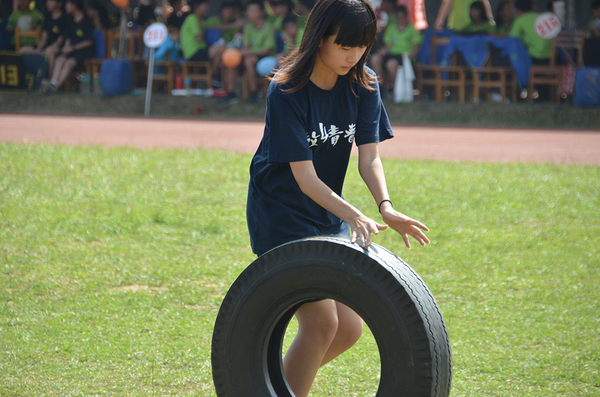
[19,0,68,78]
[42,0,94,92]
[246,0,430,396]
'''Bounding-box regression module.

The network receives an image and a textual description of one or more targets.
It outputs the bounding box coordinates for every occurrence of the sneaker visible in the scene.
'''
[41,79,57,93]
[215,92,238,108]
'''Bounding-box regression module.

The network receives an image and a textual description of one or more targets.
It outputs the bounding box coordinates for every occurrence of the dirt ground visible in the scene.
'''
[1,114,599,165]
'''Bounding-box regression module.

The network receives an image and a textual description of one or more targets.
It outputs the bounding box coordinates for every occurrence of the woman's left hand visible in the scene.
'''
[381,208,430,249]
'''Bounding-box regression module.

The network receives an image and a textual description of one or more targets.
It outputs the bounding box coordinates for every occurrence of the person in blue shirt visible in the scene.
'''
[246,1,430,396]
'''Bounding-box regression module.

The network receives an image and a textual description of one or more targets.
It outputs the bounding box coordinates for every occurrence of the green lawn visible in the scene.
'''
[1,143,599,396]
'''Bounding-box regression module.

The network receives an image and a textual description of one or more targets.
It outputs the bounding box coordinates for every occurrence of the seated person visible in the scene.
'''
[267,0,292,32]
[460,1,495,34]
[180,0,210,62]
[42,0,94,92]
[509,0,552,65]
[4,0,44,50]
[276,14,302,63]
[588,0,600,38]
[134,0,159,27]
[241,0,276,103]
[205,1,245,86]
[369,5,421,95]
[166,0,190,30]
[85,0,115,30]
[434,0,493,31]
[221,0,275,105]
[493,0,515,36]
[19,0,67,78]
[294,0,315,30]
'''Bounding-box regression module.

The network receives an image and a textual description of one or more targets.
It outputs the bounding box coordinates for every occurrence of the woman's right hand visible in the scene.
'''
[349,213,388,249]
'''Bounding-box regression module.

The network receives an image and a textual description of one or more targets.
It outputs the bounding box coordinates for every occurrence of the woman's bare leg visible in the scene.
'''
[283,299,363,397]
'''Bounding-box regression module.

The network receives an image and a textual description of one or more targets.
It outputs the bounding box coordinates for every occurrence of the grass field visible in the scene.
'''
[1,143,599,396]
[1,91,600,130]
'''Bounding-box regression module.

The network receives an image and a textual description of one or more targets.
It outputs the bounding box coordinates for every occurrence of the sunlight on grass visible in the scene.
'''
[1,143,599,396]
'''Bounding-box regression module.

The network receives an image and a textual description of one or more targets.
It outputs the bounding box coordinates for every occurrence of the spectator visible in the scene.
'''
[276,14,301,63]
[180,0,210,61]
[369,5,421,95]
[241,0,276,103]
[434,0,493,31]
[205,1,245,42]
[588,0,600,38]
[494,0,515,35]
[460,0,494,34]
[380,0,396,20]
[166,0,189,30]
[205,1,245,86]
[19,0,67,78]
[5,0,44,50]
[85,0,113,30]
[242,1,276,101]
[509,0,552,65]
[294,0,314,29]
[42,0,94,92]
[268,0,292,32]
[134,0,160,27]
[372,0,397,53]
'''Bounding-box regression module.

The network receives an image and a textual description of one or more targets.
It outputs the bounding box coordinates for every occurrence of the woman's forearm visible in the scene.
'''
[290,160,364,224]
[357,143,390,209]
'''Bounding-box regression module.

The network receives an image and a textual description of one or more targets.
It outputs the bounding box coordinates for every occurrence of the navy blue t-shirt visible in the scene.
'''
[246,69,394,256]
[61,16,94,47]
[43,13,68,47]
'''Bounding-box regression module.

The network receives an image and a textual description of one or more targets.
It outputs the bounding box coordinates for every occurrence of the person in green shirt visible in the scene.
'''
[460,1,494,34]
[219,0,276,105]
[267,0,292,32]
[509,0,552,64]
[205,1,245,43]
[180,0,210,61]
[294,0,314,29]
[276,14,303,63]
[434,0,493,31]
[205,1,245,86]
[5,0,44,48]
[241,0,276,103]
[493,0,515,36]
[369,5,421,94]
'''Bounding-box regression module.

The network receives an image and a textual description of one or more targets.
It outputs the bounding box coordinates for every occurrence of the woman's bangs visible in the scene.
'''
[333,6,376,48]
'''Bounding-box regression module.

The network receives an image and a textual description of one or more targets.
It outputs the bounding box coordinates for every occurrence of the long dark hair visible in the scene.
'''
[273,0,378,93]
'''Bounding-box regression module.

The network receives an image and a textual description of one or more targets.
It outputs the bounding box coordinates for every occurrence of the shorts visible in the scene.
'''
[188,47,209,62]
[383,53,404,66]
[69,47,95,68]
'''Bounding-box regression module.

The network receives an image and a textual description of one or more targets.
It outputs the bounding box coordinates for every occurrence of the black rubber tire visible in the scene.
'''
[211,235,452,396]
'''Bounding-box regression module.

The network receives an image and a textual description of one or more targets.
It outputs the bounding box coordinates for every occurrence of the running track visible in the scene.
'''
[1,114,599,165]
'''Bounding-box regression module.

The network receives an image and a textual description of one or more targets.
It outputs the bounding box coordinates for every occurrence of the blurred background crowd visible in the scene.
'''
[1,0,599,105]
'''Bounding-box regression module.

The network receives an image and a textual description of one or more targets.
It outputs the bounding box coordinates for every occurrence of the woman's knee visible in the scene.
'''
[335,303,363,349]
[385,59,399,74]
[296,300,339,346]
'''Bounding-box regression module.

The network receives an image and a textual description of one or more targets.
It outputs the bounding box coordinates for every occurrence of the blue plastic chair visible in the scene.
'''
[93,29,105,59]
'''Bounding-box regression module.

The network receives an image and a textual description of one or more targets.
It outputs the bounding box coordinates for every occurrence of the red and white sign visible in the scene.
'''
[534,12,562,40]
[143,22,168,48]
